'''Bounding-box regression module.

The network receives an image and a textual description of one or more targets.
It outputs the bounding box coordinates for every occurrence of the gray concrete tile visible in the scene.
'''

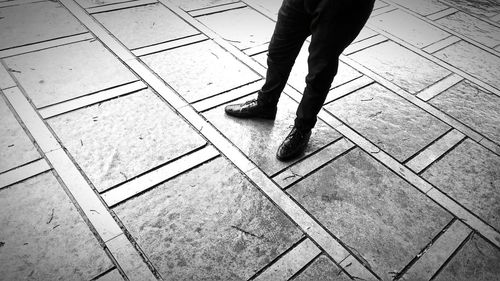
[325,83,450,161]
[434,42,500,90]
[47,89,205,192]
[422,139,500,231]
[436,12,500,48]
[440,0,500,20]
[197,7,276,50]
[0,172,113,280]
[0,96,40,173]
[94,3,199,50]
[169,0,238,11]
[0,1,86,50]
[141,40,260,103]
[389,0,449,16]
[4,40,137,108]
[433,235,500,281]
[429,80,500,145]
[287,148,452,280]
[349,41,451,94]
[114,157,303,280]
[75,0,131,8]
[370,9,449,48]
[292,255,351,281]
[203,94,341,175]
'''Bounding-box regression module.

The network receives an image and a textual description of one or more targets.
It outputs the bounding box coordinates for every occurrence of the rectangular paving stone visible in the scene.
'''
[47,89,206,192]
[94,4,199,50]
[197,7,276,50]
[246,0,282,16]
[4,40,137,108]
[141,40,260,103]
[422,139,500,231]
[349,41,451,94]
[114,157,303,280]
[390,0,449,16]
[0,96,40,173]
[370,9,449,48]
[287,148,453,280]
[0,172,113,280]
[436,11,500,48]
[325,83,450,161]
[0,1,86,50]
[203,94,341,176]
[168,0,238,11]
[433,235,500,281]
[292,255,351,281]
[429,80,500,145]
[75,0,132,8]
[434,41,500,90]
[440,0,500,20]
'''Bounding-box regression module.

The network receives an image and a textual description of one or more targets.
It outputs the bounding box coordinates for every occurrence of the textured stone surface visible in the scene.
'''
[437,12,500,48]
[288,148,452,280]
[142,40,260,102]
[0,172,113,280]
[203,94,341,175]
[389,0,449,16]
[292,255,350,281]
[168,0,238,11]
[4,40,137,108]
[433,235,500,281]
[430,80,500,145]
[0,1,85,50]
[325,83,450,161]
[75,0,131,8]
[94,4,199,50]
[198,7,276,50]
[370,9,449,48]
[422,139,500,231]
[441,0,500,19]
[246,0,282,16]
[115,157,302,280]
[47,90,205,192]
[350,41,451,94]
[0,97,40,173]
[434,41,500,90]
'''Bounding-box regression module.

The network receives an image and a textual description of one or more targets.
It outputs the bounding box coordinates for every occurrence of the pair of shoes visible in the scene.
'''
[276,126,311,161]
[224,99,277,120]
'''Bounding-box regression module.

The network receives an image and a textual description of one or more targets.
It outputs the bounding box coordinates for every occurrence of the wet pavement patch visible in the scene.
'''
[349,41,451,94]
[203,94,341,176]
[141,40,260,103]
[114,157,303,280]
[422,139,500,231]
[0,172,113,280]
[433,234,500,281]
[325,83,450,161]
[287,148,452,280]
[0,97,40,173]
[47,89,206,192]
[197,7,276,50]
[94,3,199,50]
[0,1,86,50]
[429,80,500,145]
[4,40,137,108]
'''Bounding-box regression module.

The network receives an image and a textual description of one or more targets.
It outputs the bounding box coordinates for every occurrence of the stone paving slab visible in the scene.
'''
[0,172,113,280]
[429,80,500,145]
[433,234,500,281]
[0,1,86,50]
[169,0,238,11]
[325,83,450,161]
[246,0,281,16]
[203,94,341,176]
[440,0,500,20]
[422,138,500,231]
[434,41,500,89]
[389,0,448,16]
[94,3,199,50]
[197,7,276,50]
[349,40,451,94]
[47,89,206,192]
[4,40,137,108]
[75,0,131,8]
[0,96,40,173]
[141,40,260,103]
[114,157,303,280]
[291,255,350,281]
[288,148,452,280]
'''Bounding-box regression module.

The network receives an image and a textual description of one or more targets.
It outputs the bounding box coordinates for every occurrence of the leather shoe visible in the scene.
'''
[225,99,277,120]
[276,126,311,161]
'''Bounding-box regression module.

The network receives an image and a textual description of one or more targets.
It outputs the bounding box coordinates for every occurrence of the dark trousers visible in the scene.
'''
[257,0,375,130]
